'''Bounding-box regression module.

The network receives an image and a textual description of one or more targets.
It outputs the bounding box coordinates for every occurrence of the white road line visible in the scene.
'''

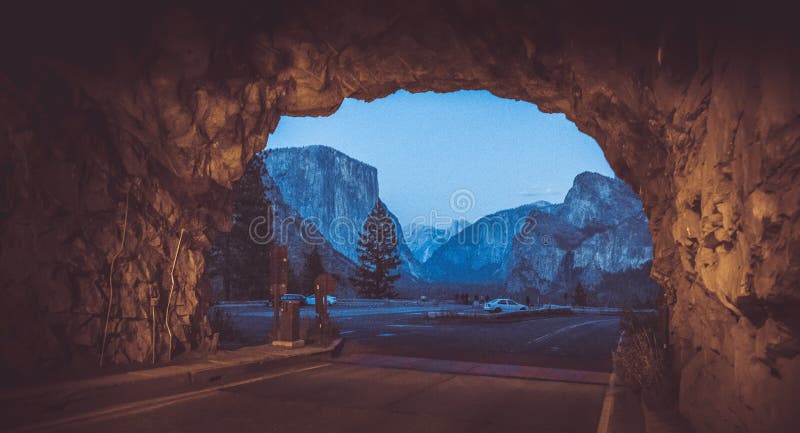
[530,319,617,344]
[7,363,331,433]
[340,330,355,334]
[385,324,434,328]
[595,373,617,433]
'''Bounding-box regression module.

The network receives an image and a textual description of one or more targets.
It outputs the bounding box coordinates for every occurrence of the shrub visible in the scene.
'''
[613,309,674,408]
[208,308,242,343]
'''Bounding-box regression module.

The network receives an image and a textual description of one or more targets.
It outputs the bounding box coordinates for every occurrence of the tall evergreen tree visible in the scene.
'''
[209,150,273,300]
[573,283,588,306]
[352,200,402,299]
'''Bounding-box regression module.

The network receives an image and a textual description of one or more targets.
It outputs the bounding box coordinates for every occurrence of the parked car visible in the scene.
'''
[305,295,337,306]
[280,293,307,305]
[484,298,528,313]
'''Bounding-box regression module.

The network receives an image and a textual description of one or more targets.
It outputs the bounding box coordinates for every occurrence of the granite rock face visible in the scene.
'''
[260,168,358,293]
[505,173,660,305]
[263,146,420,282]
[1,2,798,432]
[424,172,658,305]
[556,172,643,230]
[265,146,379,262]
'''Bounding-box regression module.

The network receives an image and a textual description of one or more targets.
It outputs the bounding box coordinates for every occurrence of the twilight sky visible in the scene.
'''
[268,90,615,226]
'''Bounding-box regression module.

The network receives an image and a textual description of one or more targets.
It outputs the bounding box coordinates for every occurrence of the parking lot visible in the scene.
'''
[214,299,620,372]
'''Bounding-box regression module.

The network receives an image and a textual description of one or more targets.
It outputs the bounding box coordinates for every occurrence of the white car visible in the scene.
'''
[484,298,528,313]
[305,295,337,306]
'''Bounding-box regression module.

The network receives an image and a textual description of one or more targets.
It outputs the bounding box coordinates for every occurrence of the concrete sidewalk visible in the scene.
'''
[0,339,343,431]
[338,352,610,385]
[338,353,651,433]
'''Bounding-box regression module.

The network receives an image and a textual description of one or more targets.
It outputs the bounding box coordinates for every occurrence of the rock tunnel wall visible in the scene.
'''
[0,1,798,432]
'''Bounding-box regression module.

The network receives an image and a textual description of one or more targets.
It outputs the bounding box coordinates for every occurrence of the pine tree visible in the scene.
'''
[573,283,588,306]
[210,150,273,300]
[352,200,402,299]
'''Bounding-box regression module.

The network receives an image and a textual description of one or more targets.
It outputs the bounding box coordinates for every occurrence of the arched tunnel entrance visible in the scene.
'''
[0,2,798,432]
[207,89,648,374]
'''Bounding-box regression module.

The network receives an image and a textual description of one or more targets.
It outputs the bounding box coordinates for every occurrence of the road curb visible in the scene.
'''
[595,374,647,433]
[424,308,574,321]
[337,353,610,385]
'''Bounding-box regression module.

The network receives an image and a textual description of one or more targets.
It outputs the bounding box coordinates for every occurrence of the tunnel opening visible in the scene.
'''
[205,89,661,377]
[1,2,798,432]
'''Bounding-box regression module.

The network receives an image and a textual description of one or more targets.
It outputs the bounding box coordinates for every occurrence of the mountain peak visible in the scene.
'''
[268,145,378,173]
[559,171,643,229]
[572,171,618,187]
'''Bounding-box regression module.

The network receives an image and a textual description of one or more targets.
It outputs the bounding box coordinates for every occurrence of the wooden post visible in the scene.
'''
[269,245,288,342]
[314,274,335,345]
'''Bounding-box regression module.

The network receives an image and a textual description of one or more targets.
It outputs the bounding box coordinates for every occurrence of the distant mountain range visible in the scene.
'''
[503,172,659,305]
[260,145,659,305]
[403,219,468,263]
[422,203,548,285]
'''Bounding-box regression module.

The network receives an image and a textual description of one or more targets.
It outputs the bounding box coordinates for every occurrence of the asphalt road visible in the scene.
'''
[45,361,608,433]
[223,301,620,372]
[20,302,622,433]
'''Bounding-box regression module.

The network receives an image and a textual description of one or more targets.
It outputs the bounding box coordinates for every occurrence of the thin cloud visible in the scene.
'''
[517,185,561,198]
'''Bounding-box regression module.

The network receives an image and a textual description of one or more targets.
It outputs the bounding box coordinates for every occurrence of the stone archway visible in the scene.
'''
[1,1,798,432]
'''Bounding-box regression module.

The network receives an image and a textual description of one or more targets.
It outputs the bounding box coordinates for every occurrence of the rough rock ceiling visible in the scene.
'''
[0,2,798,432]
